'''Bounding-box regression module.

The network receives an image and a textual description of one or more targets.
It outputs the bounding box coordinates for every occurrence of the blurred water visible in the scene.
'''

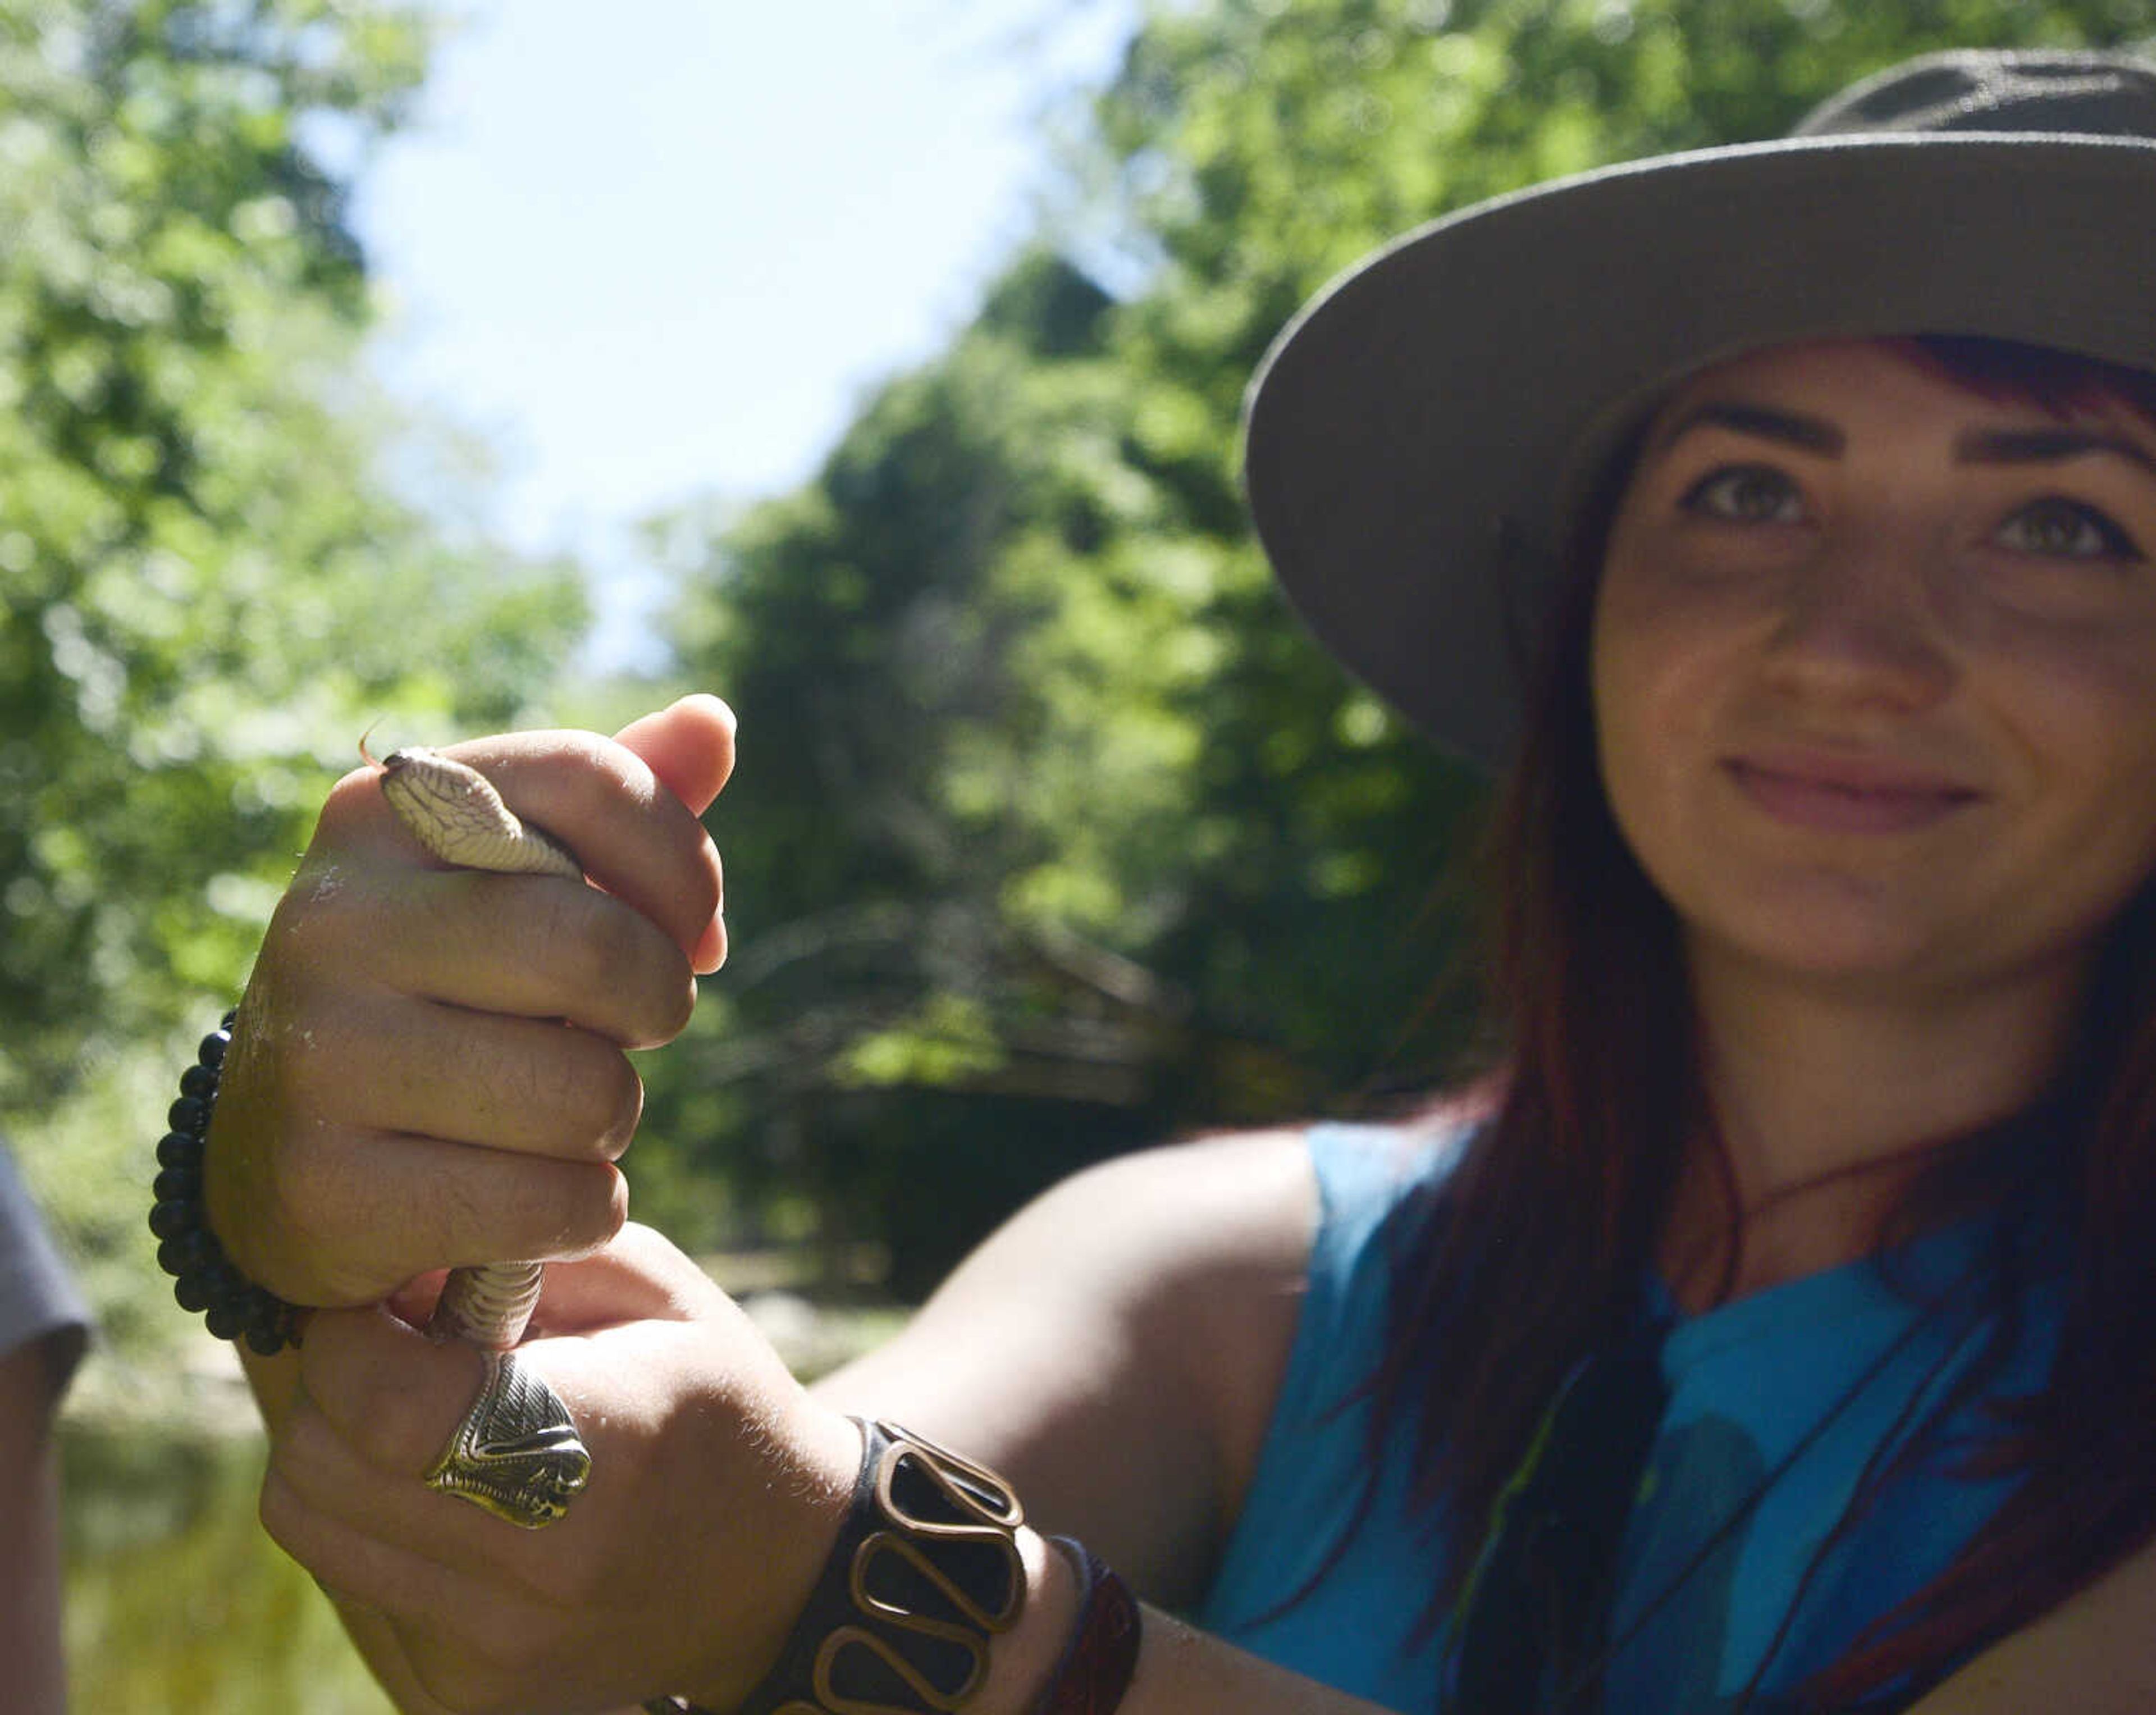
[62,1425,394,1714]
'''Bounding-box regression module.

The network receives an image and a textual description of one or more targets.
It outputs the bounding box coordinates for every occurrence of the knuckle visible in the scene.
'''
[545,1038,642,1157]
[617,954,696,1050]
[553,894,691,1047]
[482,1024,639,1160]
[535,1159,628,1255]
[600,1057,646,1153]
[647,967,698,1046]
[566,1162,632,1255]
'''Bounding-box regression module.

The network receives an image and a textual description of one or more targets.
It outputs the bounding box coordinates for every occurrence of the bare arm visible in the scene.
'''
[813,1128,1407,1715]
[0,1340,68,1715]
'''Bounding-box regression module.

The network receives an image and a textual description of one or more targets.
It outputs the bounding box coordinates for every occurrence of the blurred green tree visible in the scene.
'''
[651,0,2156,1289]
[1,1,585,1339]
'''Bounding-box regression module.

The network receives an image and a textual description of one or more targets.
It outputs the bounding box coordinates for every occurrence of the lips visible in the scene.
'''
[1723,752,1983,834]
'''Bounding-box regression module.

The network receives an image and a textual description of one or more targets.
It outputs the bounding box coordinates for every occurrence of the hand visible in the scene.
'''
[260,1224,863,1715]
[204,696,734,1308]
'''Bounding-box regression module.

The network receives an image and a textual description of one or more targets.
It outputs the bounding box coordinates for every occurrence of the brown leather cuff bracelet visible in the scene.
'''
[724,1417,1027,1715]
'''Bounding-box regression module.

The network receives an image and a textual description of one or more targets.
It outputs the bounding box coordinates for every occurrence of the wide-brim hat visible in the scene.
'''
[1243,48,2156,770]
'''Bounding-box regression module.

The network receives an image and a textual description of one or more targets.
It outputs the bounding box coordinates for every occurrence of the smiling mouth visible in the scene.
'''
[1724,759,1982,834]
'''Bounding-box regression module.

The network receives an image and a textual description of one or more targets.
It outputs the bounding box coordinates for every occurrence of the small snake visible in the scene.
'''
[365,738,584,1350]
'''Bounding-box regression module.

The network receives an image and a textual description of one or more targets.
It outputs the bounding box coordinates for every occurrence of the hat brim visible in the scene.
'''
[1243,132,2156,770]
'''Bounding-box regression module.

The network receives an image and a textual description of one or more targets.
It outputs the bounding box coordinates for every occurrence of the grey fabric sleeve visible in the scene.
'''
[0,1143,92,1401]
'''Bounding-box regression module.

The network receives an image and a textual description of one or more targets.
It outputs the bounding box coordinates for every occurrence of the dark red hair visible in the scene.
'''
[1370,335,2156,1705]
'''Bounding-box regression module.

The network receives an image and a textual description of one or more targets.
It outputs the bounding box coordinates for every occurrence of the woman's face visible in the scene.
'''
[1591,339,2156,1010]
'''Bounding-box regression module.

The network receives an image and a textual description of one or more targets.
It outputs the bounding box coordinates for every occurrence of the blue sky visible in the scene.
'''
[349,0,1140,671]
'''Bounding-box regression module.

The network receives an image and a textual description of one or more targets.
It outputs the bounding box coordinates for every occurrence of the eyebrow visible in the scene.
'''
[1954,425,2156,479]
[1652,402,1843,456]
[1654,402,2156,478]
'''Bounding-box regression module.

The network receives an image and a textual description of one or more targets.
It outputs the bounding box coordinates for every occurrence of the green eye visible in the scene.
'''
[1679,465,1805,524]
[1997,498,2143,562]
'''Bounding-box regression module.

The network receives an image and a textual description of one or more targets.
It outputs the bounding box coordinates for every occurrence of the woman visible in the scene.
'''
[180,44,2156,1715]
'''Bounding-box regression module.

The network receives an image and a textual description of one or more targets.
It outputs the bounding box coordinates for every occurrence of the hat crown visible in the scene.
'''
[1794,47,2156,142]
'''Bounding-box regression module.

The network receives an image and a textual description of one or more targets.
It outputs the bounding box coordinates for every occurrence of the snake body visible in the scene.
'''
[372,744,584,1351]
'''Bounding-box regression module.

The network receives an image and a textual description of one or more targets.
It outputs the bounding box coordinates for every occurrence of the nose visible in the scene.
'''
[1762,532,1954,713]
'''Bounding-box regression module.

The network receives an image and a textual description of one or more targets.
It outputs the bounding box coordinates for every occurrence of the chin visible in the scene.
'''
[1710,934,1938,991]
[1680,883,1951,994]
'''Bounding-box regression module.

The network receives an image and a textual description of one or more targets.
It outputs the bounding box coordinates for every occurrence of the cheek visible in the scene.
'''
[1593,526,1760,696]
[1589,545,1779,909]
[1589,579,1694,872]
[1986,612,2156,777]
[1588,608,1647,800]
[1589,557,1737,792]
[1954,628,2156,952]
[2013,647,2156,866]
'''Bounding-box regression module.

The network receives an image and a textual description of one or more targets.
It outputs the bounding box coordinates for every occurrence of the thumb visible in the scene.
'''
[613,694,737,817]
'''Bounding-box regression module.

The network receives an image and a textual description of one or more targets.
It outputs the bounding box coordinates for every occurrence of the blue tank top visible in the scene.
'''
[1193,1123,2066,1712]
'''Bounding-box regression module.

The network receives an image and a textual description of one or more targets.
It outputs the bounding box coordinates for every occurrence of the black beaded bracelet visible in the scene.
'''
[147,1010,304,1357]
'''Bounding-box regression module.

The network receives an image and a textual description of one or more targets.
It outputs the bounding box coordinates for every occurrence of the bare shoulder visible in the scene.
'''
[1017,1126,1318,1287]
[820,1128,1318,1397]
[901,1126,1318,1382]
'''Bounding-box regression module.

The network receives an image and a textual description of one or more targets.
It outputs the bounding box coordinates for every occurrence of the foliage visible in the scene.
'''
[2,0,586,1358]
[651,0,2156,1287]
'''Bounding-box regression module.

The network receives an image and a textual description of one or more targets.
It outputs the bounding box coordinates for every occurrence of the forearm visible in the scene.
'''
[964,1534,1394,1715]
[1122,1611,1397,1715]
